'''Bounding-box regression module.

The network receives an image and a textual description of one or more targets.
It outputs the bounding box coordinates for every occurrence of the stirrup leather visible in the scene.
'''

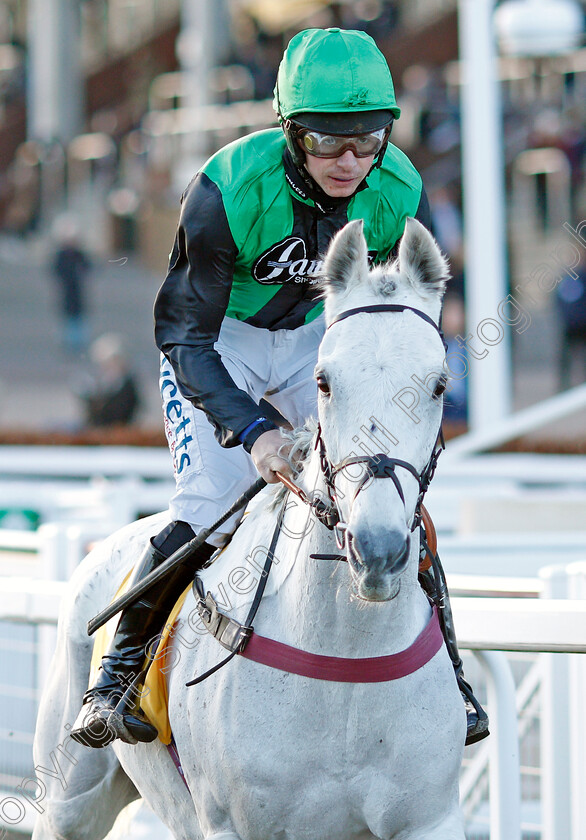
[194,577,253,653]
[419,530,490,747]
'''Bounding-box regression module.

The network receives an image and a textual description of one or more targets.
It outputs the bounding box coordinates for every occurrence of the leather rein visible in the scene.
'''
[189,304,446,685]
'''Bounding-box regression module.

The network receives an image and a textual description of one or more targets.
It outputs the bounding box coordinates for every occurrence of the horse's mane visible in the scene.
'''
[269,417,318,509]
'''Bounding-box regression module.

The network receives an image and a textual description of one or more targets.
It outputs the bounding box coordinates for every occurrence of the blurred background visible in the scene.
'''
[0,0,585,448]
[2,2,586,839]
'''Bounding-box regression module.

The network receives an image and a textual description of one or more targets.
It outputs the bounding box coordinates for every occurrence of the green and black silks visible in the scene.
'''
[155,129,428,448]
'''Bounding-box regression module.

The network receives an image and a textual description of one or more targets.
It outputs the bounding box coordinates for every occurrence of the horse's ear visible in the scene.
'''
[321,219,368,293]
[397,218,449,298]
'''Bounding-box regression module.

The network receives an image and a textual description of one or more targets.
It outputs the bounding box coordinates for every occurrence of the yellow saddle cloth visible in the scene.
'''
[90,572,192,745]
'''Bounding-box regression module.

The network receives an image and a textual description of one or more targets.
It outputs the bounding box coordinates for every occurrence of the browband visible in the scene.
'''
[327,304,444,345]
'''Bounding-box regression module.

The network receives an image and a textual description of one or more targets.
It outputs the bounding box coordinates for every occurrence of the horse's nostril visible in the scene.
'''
[346,532,364,566]
[347,527,410,575]
[390,534,410,574]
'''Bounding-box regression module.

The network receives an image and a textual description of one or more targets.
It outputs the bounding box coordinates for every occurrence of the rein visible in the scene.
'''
[186,498,286,687]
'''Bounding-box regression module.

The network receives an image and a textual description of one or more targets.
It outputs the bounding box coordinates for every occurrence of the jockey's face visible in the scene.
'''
[304,148,374,198]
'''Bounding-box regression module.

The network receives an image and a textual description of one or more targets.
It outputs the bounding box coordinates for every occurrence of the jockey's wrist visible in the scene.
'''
[240,418,278,453]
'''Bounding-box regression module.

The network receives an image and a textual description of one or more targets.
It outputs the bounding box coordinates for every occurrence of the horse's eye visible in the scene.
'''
[433,374,448,398]
[316,374,331,396]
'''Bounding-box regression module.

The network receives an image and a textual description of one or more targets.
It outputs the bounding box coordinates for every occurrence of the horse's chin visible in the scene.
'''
[354,574,401,602]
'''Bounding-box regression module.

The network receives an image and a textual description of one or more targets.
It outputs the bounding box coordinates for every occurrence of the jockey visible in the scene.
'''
[71,27,488,749]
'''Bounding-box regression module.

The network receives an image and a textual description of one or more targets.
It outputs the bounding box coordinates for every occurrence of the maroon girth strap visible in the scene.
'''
[239,606,442,683]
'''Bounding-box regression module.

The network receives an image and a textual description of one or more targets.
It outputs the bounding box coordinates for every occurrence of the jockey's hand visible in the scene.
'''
[250,429,292,484]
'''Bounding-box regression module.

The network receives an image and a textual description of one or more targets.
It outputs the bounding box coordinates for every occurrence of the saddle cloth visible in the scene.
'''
[90,571,191,745]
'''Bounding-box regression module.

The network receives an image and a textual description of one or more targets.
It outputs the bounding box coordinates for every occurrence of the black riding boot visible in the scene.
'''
[71,522,215,748]
[420,564,490,746]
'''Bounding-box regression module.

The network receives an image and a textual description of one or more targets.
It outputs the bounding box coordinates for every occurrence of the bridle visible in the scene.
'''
[313,303,446,544]
[317,427,444,544]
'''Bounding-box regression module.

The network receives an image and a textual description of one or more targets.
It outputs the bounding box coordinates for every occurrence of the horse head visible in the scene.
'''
[317,218,449,601]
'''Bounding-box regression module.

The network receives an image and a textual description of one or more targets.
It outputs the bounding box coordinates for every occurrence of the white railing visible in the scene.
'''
[0,577,65,623]
[0,446,174,560]
[2,445,586,550]
[443,382,586,462]
[5,577,585,652]
[3,445,586,488]
[0,446,172,480]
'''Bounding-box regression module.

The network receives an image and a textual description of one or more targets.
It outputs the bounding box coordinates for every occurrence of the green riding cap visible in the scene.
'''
[273,27,401,122]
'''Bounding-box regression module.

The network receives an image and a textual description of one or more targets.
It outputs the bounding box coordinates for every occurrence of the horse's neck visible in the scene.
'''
[264,449,431,658]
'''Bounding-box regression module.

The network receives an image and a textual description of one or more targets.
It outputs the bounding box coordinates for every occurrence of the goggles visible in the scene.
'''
[297,127,389,159]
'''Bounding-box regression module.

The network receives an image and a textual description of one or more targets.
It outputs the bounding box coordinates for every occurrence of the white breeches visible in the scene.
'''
[160,315,324,546]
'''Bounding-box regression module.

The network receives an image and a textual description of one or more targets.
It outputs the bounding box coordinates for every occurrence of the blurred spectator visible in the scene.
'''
[556,248,586,390]
[77,333,141,427]
[442,293,468,424]
[418,69,460,155]
[240,35,282,100]
[528,107,586,226]
[558,106,586,220]
[226,20,282,101]
[0,42,25,105]
[50,215,92,352]
[430,185,465,298]
[336,0,400,39]
[4,141,42,236]
[430,186,462,256]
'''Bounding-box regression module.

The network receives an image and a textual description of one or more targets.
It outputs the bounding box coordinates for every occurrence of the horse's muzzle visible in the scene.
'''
[346,527,411,601]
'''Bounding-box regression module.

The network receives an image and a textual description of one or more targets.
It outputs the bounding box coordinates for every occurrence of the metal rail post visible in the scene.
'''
[474,650,521,840]
[26,0,83,144]
[567,562,586,840]
[457,0,511,432]
[540,565,572,840]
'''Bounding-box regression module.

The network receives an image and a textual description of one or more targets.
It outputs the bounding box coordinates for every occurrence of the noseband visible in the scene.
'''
[316,304,446,538]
